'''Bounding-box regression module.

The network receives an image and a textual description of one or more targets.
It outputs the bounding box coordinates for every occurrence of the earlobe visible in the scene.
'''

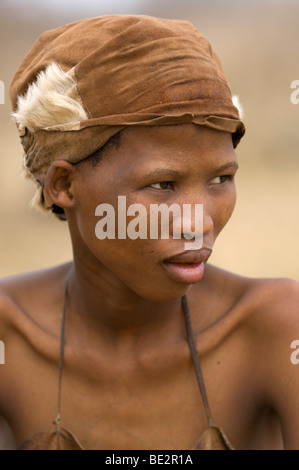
[44,160,76,210]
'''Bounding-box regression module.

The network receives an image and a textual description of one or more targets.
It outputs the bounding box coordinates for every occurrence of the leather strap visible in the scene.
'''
[181,294,214,428]
[54,277,214,433]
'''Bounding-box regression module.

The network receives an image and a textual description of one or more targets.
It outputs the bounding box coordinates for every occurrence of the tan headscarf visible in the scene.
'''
[10,15,245,215]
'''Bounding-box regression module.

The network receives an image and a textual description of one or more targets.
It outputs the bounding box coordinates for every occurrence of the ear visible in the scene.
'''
[44,160,76,210]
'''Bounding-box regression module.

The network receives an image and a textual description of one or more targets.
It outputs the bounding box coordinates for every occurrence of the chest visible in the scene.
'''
[2,334,282,450]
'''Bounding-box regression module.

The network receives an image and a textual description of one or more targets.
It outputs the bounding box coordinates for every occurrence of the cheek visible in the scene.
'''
[79,232,188,301]
[74,202,190,301]
[213,187,237,236]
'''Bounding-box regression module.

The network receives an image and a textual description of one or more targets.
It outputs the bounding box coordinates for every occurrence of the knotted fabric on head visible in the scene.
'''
[10,15,245,216]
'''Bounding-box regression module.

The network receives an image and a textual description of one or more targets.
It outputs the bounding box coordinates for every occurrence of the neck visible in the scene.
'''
[65,255,188,347]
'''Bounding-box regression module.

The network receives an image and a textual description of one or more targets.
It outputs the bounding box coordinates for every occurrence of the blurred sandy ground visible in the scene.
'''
[0,0,299,281]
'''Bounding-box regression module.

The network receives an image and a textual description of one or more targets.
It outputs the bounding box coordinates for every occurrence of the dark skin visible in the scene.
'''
[0,124,299,450]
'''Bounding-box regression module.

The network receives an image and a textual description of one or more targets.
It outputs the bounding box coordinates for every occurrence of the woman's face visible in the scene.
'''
[70,124,238,301]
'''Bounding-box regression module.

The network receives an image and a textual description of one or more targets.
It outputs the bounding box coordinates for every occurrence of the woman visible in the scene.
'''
[1,14,298,450]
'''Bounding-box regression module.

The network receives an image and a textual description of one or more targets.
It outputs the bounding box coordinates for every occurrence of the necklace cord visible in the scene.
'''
[54,270,72,435]
[54,277,214,433]
[181,294,214,427]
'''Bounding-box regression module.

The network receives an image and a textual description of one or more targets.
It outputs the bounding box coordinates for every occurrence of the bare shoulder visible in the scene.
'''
[240,274,299,448]
[241,273,299,367]
[191,264,299,352]
[0,262,72,338]
[0,264,72,447]
[203,263,299,326]
[194,266,299,448]
[239,273,299,333]
[235,272,299,359]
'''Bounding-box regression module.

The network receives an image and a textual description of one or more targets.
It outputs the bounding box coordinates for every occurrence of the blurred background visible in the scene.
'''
[1,0,299,280]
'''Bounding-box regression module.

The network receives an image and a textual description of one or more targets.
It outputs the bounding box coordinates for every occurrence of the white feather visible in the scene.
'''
[232,95,244,120]
[12,62,88,132]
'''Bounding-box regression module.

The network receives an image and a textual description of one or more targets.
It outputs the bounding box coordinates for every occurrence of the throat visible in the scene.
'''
[64,269,187,350]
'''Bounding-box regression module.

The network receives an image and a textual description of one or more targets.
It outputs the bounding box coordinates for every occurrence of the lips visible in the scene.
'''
[163,247,212,264]
[162,247,212,284]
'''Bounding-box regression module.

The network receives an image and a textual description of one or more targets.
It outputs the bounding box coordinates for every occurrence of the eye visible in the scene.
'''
[210,175,233,185]
[149,181,174,190]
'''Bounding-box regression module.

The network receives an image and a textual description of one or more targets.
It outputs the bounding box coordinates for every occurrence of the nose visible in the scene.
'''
[170,201,214,250]
[186,189,214,237]
[202,209,214,237]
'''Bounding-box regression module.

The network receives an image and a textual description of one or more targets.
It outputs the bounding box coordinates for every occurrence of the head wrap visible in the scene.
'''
[10,15,245,215]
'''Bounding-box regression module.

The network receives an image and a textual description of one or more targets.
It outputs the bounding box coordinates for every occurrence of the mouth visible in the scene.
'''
[162,247,212,284]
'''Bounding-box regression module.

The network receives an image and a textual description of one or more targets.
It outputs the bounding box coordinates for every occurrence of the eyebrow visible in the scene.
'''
[144,161,238,180]
[144,168,182,180]
[217,161,239,172]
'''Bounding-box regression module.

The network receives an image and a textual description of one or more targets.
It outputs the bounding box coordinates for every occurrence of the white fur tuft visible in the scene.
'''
[232,95,244,119]
[12,62,88,132]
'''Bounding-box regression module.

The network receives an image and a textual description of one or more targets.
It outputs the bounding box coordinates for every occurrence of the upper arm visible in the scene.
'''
[0,287,10,358]
[0,415,16,450]
[0,288,16,449]
[249,278,299,449]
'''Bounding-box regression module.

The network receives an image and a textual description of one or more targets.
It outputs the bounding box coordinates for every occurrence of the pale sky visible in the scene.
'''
[3,0,290,22]
[1,0,150,18]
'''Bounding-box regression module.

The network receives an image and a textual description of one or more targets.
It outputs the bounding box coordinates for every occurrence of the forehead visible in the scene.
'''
[105,124,237,175]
